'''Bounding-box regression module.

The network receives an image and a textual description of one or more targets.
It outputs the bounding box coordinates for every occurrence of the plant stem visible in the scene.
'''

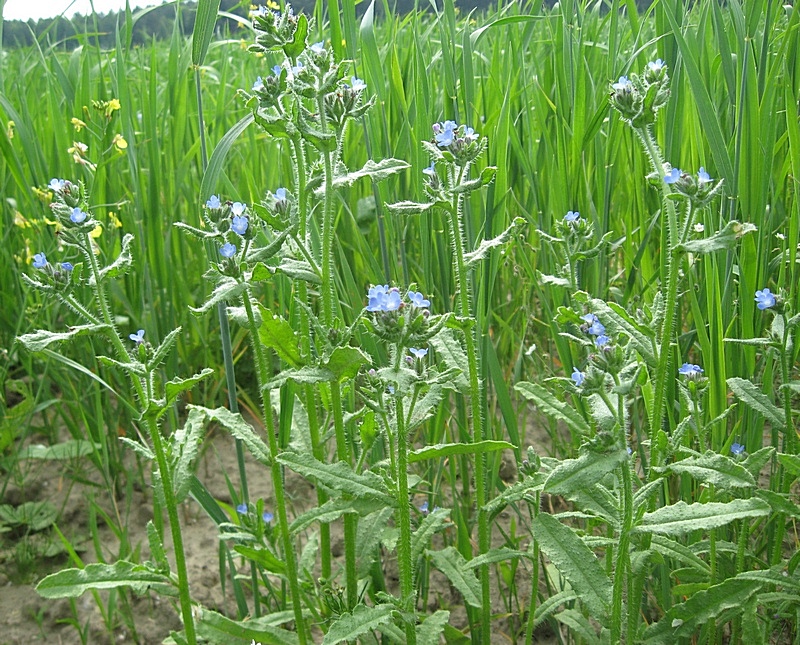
[242,292,308,644]
[395,395,418,645]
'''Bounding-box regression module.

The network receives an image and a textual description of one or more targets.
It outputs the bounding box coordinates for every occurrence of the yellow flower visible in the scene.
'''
[108,211,123,228]
[266,0,278,8]
[71,117,87,132]
[90,223,103,239]
[106,98,121,118]
[6,120,15,139]
[112,133,128,151]
[14,211,31,228]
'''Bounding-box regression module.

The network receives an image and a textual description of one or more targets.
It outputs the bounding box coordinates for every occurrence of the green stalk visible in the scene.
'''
[524,491,540,645]
[394,395,418,645]
[82,233,197,644]
[317,94,358,608]
[242,291,308,645]
[445,181,490,643]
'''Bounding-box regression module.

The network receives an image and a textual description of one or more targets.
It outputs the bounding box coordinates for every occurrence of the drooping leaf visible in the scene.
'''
[258,305,304,368]
[290,498,384,535]
[385,200,436,216]
[18,440,99,461]
[533,513,612,621]
[196,608,300,645]
[411,508,451,563]
[320,158,410,195]
[656,451,756,490]
[322,604,396,645]
[191,277,248,315]
[678,220,757,254]
[428,547,482,608]
[464,217,525,267]
[633,499,770,535]
[172,407,207,503]
[464,547,525,569]
[416,610,450,645]
[17,324,113,352]
[648,535,711,574]
[727,377,785,427]
[277,452,395,506]
[532,589,579,628]
[192,406,271,466]
[36,561,173,598]
[515,381,591,436]
[544,448,628,497]
[409,440,514,464]
[356,507,394,578]
[484,473,546,516]
[91,233,134,284]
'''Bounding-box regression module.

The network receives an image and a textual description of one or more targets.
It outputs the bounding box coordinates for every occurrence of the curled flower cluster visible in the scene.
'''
[662,165,721,206]
[609,59,671,127]
[431,120,482,165]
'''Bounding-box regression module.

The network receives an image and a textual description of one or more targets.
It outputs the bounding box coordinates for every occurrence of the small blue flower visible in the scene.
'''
[434,120,457,147]
[32,252,47,269]
[236,503,248,515]
[419,501,429,514]
[678,363,704,376]
[409,347,428,360]
[595,335,611,348]
[612,76,632,91]
[291,61,304,75]
[220,243,237,258]
[350,76,366,91]
[385,290,401,311]
[367,285,402,312]
[231,202,246,216]
[387,384,395,395]
[664,167,681,184]
[129,329,145,345]
[571,367,585,387]
[647,59,665,73]
[581,313,598,325]
[271,64,282,76]
[61,262,74,272]
[70,207,88,223]
[274,187,287,202]
[730,443,745,456]
[206,195,221,209]
[252,76,264,92]
[231,215,248,236]
[408,290,430,308]
[423,163,436,177]
[587,320,606,336]
[697,167,712,184]
[755,288,776,310]
[49,178,66,192]
[564,210,580,223]
[262,511,274,523]
[310,41,325,54]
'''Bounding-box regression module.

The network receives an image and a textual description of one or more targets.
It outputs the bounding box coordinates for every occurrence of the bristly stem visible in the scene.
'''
[242,291,308,645]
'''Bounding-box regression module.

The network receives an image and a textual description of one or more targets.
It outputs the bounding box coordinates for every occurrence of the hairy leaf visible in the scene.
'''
[322,604,395,645]
[515,381,591,436]
[428,547,482,608]
[633,499,770,535]
[727,377,785,427]
[36,561,173,598]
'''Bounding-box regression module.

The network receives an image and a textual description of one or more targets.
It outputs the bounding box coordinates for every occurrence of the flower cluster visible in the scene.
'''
[581,313,610,348]
[662,165,721,206]
[610,59,671,127]
[431,120,482,165]
[364,286,438,346]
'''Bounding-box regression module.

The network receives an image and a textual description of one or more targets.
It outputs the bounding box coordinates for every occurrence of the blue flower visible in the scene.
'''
[581,313,598,325]
[350,76,366,91]
[271,64,282,76]
[129,329,145,345]
[571,367,585,387]
[409,347,428,360]
[647,59,665,74]
[310,41,325,54]
[564,210,580,223]
[755,288,776,310]
[49,178,66,192]
[730,443,745,456]
[419,501,429,514]
[252,76,264,92]
[220,243,237,258]
[678,363,704,376]
[231,202,246,216]
[612,76,632,91]
[423,163,436,178]
[70,207,88,223]
[206,195,221,209]
[262,511,274,523]
[588,320,606,336]
[434,120,457,147]
[664,167,681,184]
[408,290,430,308]
[697,167,712,184]
[231,215,248,236]
[367,285,401,312]
[236,503,248,515]
[595,335,611,348]
[274,187,287,202]
[32,252,47,269]
[61,262,74,272]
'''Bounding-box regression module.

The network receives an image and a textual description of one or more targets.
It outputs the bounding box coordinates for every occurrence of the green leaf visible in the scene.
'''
[324,346,371,381]
[172,407,207,503]
[165,369,215,410]
[321,158,410,195]
[149,327,183,370]
[277,452,395,506]
[356,507,394,578]
[0,501,57,530]
[515,381,591,436]
[290,498,384,535]
[385,200,436,216]
[196,608,300,645]
[91,233,135,284]
[191,0,221,66]
[738,565,800,592]
[678,220,757,254]
[428,328,468,392]
[428,547,482,608]
[464,547,525,569]
[17,324,113,352]
[191,278,248,315]
[36,561,173,598]
[777,453,800,478]
[544,448,628,497]
[283,13,308,59]
[416,610,450,645]
[656,451,756,490]
[649,535,710,574]
[633,499,771,535]
[322,604,395,645]
[727,377,785,427]
[192,406,271,466]
[409,440,514,464]
[266,366,334,389]
[532,589,579,628]
[200,114,255,201]
[484,474,546,515]
[411,508,451,563]
[641,578,761,643]
[18,440,99,461]
[464,217,525,268]
[742,446,775,479]
[588,299,657,366]
[258,305,304,368]
[233,545,286,575]
[146,521,170,574]
[532,512,612,620]
[276,258,321,284]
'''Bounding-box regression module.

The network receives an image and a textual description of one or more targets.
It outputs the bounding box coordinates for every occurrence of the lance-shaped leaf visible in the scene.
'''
[532,512,612,621]
[276,258,321,284]
[233,545,286,575]
[165,368,215,409]
[588,298,657,366]
[727,377,785,427]
[290,498,384,535]
[633,498,770,535]
[409,440,514,464]
[149,327,182,369]
[173,221,220,240]
[90,233,134,284]
[655,451,756,491]
[266,366,335,389]
[385,200,436,216]
[754,490,800,518]
[649,534,710,574]
[484,473,546,516]
[428,328,469,392]
[18,440,99,461]
[277,452,395,506]
[544,448,628,497]
[193,405,271,466]
[453,166,497,195]
[411,508,451,563]
[738,565,800,591]
[515,381,590,436]
[428,546,482,608]
[356,507,394,578]
[322,604,395,645]
[777,453,800,479]
[172,406,207,503]
[641,578,762,643]
[678,220,757,254]
[18,324,113,352]
[197,608,300,645]
[191,277,248,315]
[97,355,146,377]
[36,561,174,598]
[319,158,410,195]
[324,346,371,381]
[464,547,526,569]
[417,610,450,645]
[465,216,525,267]
[258,305,304,368]
[533,589,579,629]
